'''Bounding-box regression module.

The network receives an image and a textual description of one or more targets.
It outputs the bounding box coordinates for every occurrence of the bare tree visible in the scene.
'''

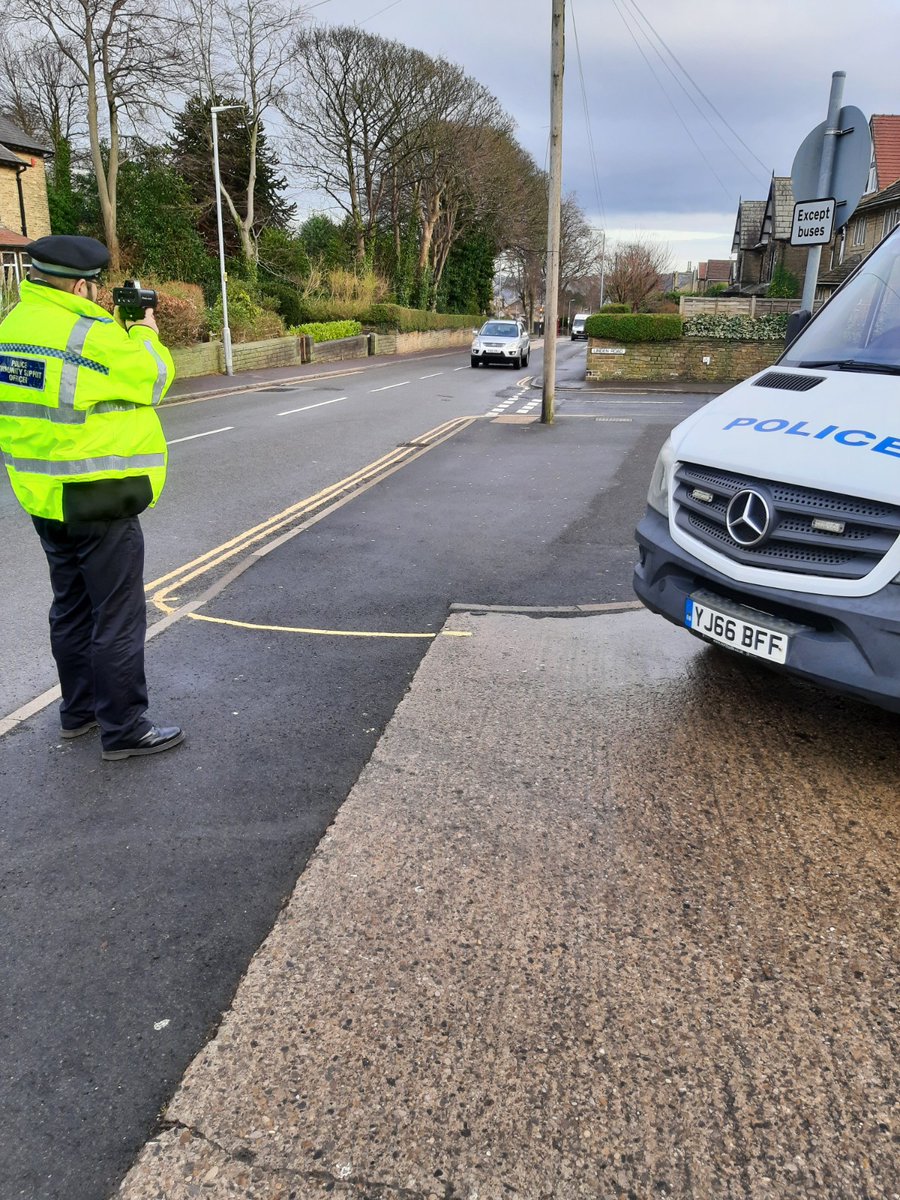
[17,0,183,269]
[0,41,84,148]
[559,198,603,299]
[403,58,511,305]
[605,238,673,311]
[286,26,424,265]
[178,0,303,266]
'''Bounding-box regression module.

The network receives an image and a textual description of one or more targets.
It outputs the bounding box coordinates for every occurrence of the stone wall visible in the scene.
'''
[169,326,474,382]
[171,337,304,379]
[585,337,783,384]
[170,342,222,379]
[395,328,473,355]
[0,153,51,240]
[311,335,370,364]
[231,335,304,373]
[370,332,397,356]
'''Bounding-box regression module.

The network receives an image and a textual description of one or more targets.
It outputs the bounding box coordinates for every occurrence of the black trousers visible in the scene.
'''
[32,516,152,749]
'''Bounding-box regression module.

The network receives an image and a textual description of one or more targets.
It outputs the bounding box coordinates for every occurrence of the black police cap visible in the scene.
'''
[26,235,110,279]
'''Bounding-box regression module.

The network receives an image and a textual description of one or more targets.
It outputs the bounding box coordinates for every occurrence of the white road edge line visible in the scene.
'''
[278,397,347,416]
[167,426,234,445]
[453,366,468,371]
[370,381,410,392]
[420,372,443,379]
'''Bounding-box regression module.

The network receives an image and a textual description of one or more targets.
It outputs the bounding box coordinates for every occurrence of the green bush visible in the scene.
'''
[361,303,480,332]
[585,313,683,342]
[290,319,362,342]
[600,303,631,313]
[766,264,800,299]
[260,279,309,327]
[683,313,789,341]
[208,282,285,343]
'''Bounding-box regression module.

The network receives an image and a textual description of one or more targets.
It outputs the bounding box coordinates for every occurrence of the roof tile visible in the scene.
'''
[871,115,900,191]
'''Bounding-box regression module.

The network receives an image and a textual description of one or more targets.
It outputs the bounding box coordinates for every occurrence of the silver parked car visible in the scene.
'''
[470,319,530,368]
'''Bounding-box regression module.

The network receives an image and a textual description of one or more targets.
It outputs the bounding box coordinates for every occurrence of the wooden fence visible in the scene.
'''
[679,296,802,318]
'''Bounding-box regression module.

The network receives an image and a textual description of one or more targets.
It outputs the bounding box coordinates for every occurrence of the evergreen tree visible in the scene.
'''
[114,143,216,286]
[437,228,496,314]
[171,94,295,262]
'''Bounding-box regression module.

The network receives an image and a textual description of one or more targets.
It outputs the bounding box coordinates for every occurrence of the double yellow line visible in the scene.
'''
[149,417,476,631]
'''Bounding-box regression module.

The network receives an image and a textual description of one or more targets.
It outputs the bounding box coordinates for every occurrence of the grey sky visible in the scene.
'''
[303,0,898,269]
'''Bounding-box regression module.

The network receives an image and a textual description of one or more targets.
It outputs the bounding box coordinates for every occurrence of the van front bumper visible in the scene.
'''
[633,507,900,712]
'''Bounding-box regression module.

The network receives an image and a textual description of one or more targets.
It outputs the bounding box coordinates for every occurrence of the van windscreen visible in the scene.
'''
[782,229,900,373]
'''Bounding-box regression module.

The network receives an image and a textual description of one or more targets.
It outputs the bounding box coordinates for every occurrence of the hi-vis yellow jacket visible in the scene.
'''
[0,280,174,522]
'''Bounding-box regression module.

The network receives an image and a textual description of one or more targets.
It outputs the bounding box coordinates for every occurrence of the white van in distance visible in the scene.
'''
[633,224,900,711]
[571,313,590,340]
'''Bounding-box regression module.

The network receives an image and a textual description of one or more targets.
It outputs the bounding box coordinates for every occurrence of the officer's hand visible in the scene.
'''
[124,308,159,335]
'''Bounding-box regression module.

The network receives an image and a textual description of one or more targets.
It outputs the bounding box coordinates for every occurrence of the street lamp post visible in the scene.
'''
[211,104,243,376]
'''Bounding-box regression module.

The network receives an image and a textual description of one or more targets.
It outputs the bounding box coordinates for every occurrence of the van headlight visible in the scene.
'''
[647,438,674,516]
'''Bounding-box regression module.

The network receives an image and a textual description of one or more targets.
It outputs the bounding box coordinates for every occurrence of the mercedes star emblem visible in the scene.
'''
[726,489,772,547]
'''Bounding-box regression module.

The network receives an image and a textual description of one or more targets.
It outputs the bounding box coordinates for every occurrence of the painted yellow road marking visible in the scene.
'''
[185,613,471,639]
[149,416,478,639]
[147,418,468,593]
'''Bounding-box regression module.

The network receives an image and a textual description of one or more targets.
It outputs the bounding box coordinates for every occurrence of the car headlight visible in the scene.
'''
[647,437,674,516]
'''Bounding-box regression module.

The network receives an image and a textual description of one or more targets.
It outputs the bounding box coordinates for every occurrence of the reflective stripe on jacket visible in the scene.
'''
[0,280,174,520]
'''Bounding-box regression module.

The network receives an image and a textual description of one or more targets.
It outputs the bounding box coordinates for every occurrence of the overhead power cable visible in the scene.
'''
[611,0,732,201]
[358,0,404,24]
[624,0,771,183]
[570,0,608,232]
[620,0,769,189]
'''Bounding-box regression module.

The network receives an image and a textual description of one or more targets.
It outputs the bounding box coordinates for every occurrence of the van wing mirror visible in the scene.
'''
[785,309,811,347]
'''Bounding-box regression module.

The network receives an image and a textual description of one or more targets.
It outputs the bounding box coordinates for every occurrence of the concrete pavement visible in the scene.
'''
[117,605,900,1199]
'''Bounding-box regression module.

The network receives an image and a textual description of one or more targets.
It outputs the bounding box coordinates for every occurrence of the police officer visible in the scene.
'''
[0,235,184,760]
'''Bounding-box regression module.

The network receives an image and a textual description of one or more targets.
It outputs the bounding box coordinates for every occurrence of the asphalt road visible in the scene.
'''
[0,343,496,715]
[0,338,708,1199]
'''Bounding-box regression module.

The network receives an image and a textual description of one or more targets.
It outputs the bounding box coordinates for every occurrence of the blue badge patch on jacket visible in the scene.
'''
[0,354,46,391]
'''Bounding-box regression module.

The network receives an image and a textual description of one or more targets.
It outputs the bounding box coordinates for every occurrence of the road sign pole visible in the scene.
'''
[800,71,846,313]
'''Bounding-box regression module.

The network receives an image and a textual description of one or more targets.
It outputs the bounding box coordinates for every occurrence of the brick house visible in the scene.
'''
[817,178,900,300]
[815,116,900,301]
[697,259,732,293]
[0,115,52,285]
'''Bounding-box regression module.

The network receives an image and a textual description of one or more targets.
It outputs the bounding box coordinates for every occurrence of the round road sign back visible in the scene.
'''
[790,105,871,231]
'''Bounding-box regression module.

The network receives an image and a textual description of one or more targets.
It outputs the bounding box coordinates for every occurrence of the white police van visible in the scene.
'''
[634,224,900,711]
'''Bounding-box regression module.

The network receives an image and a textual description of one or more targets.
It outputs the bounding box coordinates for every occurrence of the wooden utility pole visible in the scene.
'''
[542,0,565,424]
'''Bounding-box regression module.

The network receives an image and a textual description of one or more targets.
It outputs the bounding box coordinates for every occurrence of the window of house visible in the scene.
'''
[882,208,900,238]
[852,219,867,247]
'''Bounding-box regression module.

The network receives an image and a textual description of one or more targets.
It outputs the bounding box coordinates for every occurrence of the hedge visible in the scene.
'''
[683,313,790,341]
[585,313,683,342]
[599,303,631,313]
[95,283,207,347]
[248,294,481,334]
[290,319,362,342]
[362,303,481,332]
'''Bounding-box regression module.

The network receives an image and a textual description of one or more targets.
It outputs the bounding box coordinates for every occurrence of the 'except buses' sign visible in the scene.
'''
[790,198,836,246]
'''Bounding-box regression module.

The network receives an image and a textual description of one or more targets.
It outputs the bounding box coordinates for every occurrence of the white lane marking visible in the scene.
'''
[278,397,347,416]
[167,426,234,445]
[420,372,443,379]
[453,366,468,371]
[487,398,519,415]
[370,381,410,392]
